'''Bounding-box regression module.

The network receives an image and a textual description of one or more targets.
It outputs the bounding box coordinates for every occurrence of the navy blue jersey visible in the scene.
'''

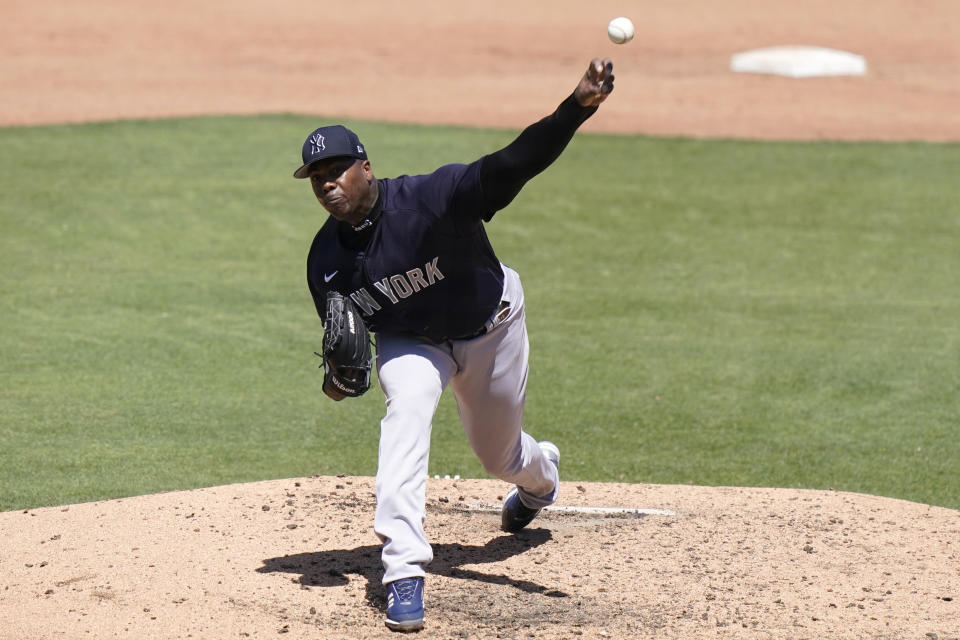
[307,94,598,343]
[308,161,504,342]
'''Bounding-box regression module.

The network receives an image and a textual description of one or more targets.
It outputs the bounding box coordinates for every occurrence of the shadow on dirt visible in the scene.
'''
[257,528,566,611]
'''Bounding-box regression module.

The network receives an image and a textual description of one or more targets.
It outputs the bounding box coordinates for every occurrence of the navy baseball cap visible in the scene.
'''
[293,125,367,179]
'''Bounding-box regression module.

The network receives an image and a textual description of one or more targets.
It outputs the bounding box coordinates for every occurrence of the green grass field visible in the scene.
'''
[2,115,958,511]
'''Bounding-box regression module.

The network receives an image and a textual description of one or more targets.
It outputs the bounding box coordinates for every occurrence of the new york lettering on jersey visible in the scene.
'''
[349,256,444,314]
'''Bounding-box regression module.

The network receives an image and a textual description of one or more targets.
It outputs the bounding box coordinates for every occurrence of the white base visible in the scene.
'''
[730,45,867,78]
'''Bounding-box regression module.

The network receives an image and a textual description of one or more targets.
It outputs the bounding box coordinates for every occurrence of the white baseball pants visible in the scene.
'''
[373,265,559,584]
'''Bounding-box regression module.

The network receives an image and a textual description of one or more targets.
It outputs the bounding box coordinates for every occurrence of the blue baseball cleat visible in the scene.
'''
[385,577,425,632]
[501,441,560,533]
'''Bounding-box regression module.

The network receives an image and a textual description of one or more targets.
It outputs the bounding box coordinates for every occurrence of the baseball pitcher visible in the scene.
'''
[295,58,615,631]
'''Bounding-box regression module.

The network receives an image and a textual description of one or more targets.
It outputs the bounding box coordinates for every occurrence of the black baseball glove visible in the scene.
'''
[317,291,372,401]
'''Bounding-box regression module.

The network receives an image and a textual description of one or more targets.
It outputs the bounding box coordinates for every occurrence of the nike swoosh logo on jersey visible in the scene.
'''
[324,271,338,282]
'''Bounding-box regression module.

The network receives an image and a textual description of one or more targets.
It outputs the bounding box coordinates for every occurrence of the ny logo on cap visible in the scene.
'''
[310,133,326,154]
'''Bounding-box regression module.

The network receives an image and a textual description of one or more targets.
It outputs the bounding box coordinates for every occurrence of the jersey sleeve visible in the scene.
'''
[472,93,598,221]
[404,162,493,226]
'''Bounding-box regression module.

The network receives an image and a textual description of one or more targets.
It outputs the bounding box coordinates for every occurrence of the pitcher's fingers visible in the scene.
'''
[587,57,604,81]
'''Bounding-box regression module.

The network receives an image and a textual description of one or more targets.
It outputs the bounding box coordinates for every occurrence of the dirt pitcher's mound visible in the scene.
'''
[2,477,957,639]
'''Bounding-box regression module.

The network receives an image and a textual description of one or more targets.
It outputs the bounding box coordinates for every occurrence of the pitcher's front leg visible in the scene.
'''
[374,335,455,584]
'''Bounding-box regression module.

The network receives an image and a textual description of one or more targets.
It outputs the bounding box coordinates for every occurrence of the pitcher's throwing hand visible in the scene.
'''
[575,57,614,107]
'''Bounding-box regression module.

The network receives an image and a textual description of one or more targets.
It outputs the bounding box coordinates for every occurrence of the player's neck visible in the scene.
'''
[351,181,382,232]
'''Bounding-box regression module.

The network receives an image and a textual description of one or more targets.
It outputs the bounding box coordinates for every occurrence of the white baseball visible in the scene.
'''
[607,17,634,45]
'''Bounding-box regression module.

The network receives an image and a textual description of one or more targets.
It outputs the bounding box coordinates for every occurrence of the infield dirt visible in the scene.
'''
[2,1,959,639]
